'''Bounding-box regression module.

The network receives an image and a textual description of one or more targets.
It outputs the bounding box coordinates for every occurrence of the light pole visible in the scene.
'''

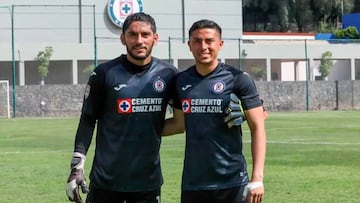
[11,5,16,117]
[1,5,17,117]
[239,0,243,70]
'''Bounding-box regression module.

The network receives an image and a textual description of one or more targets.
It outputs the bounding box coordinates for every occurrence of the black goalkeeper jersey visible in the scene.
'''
[73,55,178,192]
[173,63,262,191]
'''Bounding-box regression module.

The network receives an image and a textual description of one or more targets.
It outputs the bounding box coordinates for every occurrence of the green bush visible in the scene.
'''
[334,26,360,39]
[343,26,360,39]
[334,29,345,38]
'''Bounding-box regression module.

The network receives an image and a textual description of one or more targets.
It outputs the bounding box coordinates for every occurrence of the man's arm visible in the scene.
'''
[66,68,103,202]
[246,106,266,181]
[244,106,266,203]
[162,108,185,136]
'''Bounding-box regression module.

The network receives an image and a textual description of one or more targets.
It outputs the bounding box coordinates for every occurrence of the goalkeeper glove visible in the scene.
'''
[224,93,246,128]
[66,152,88,203]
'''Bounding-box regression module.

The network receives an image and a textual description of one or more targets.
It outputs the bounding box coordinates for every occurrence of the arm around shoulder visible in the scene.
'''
[162,108,185,136]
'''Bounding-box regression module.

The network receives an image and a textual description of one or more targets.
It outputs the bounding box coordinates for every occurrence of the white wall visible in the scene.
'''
[0,0,243,44]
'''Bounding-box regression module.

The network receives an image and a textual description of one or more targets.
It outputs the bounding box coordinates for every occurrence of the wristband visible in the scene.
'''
[242,181,263,198]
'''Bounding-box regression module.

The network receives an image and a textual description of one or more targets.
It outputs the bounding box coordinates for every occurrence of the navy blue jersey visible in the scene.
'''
[173,63,262,191]
[74,55,178,192]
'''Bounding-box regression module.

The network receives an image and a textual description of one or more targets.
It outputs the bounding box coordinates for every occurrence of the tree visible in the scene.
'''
[35,46,53,85]
[277,0,290,32]
[354,0,360,12]
[250,66,266,81]
[243,0,269,31]
[290,0,313,32]
[319,51,333,80]
[242,0,356,33]
[82,64,95,76]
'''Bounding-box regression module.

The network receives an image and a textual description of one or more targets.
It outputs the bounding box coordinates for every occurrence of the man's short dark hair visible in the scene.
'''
[188,19,222,38]
[122,12,157,34]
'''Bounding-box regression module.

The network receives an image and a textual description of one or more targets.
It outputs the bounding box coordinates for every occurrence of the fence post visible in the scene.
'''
[93,5,97,67]
[335,80,339,110]
[238,38,242,70]
[11,5,16,117]
[305,39,309,111]
[168,36,172,64]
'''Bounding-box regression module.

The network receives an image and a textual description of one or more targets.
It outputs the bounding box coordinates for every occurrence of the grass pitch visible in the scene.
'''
[0,111,359,203]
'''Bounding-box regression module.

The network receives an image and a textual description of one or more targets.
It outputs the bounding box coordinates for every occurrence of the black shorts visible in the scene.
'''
[181,185,245,203]
[86,185,161,203]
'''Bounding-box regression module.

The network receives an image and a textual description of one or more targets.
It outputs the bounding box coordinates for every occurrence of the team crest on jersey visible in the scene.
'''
[107,0,144,28]
[181,99,191,113]
[153,77,166,93]
[117,99,132,113]
[212,81,225,94]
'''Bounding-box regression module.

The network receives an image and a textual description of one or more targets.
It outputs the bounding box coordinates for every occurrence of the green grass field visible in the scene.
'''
[0,111,359,203]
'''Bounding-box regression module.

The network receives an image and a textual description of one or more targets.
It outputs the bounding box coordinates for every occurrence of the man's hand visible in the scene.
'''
[242,181,264,203]
[66,152,88,203]
[224,93,246,128]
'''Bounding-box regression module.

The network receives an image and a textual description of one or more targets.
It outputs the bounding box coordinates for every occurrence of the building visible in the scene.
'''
[0,0,359,86]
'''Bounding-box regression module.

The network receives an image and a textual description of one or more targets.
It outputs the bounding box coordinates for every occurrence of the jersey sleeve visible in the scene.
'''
[233,72,262,110]
[73,67,105,155]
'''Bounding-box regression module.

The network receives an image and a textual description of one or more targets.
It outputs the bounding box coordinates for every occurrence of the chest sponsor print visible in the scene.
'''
[117,98,132,113]
[117,98,163,113]
[181,98,223,114]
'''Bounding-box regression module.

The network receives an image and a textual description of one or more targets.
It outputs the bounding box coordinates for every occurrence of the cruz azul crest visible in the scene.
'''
[107,0,144,28]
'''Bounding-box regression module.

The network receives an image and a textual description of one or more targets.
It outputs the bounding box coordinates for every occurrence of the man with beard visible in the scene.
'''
[65,12,182,203]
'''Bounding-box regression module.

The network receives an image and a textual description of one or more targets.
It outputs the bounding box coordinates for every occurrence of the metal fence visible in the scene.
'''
[1,5,360,117]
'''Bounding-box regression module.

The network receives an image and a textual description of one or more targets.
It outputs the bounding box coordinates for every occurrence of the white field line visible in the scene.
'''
[1,125,359,154]
[0,149,70,155]
[1,139,359,155]
[161,141,360,149]
[160,141,360,149]
[248,126,360,131]
[263,140,360,145]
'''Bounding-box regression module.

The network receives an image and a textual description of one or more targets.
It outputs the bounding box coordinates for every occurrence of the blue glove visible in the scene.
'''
[66,152,88,203]
[224,93,246,128]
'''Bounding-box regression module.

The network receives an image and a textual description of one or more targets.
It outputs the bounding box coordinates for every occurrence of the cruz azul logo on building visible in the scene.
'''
[107,0,144,28]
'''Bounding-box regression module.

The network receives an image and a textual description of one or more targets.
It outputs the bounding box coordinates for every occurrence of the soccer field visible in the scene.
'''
[0,111,359,203]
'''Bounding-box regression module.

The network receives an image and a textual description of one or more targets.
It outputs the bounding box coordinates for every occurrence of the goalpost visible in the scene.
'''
[0,80,11,118]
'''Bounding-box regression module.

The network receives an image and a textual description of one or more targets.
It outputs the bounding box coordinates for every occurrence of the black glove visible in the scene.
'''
[66,152,88,203]
[224,93,246,128]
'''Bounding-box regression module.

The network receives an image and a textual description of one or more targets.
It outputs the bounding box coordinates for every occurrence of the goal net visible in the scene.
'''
[0,80,10,118]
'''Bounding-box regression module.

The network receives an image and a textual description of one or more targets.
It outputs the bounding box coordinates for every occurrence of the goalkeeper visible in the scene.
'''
[65,12,181,203]
[167,19,267,203]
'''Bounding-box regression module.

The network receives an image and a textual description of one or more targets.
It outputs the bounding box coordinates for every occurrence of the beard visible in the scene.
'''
[126,42,154,60]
